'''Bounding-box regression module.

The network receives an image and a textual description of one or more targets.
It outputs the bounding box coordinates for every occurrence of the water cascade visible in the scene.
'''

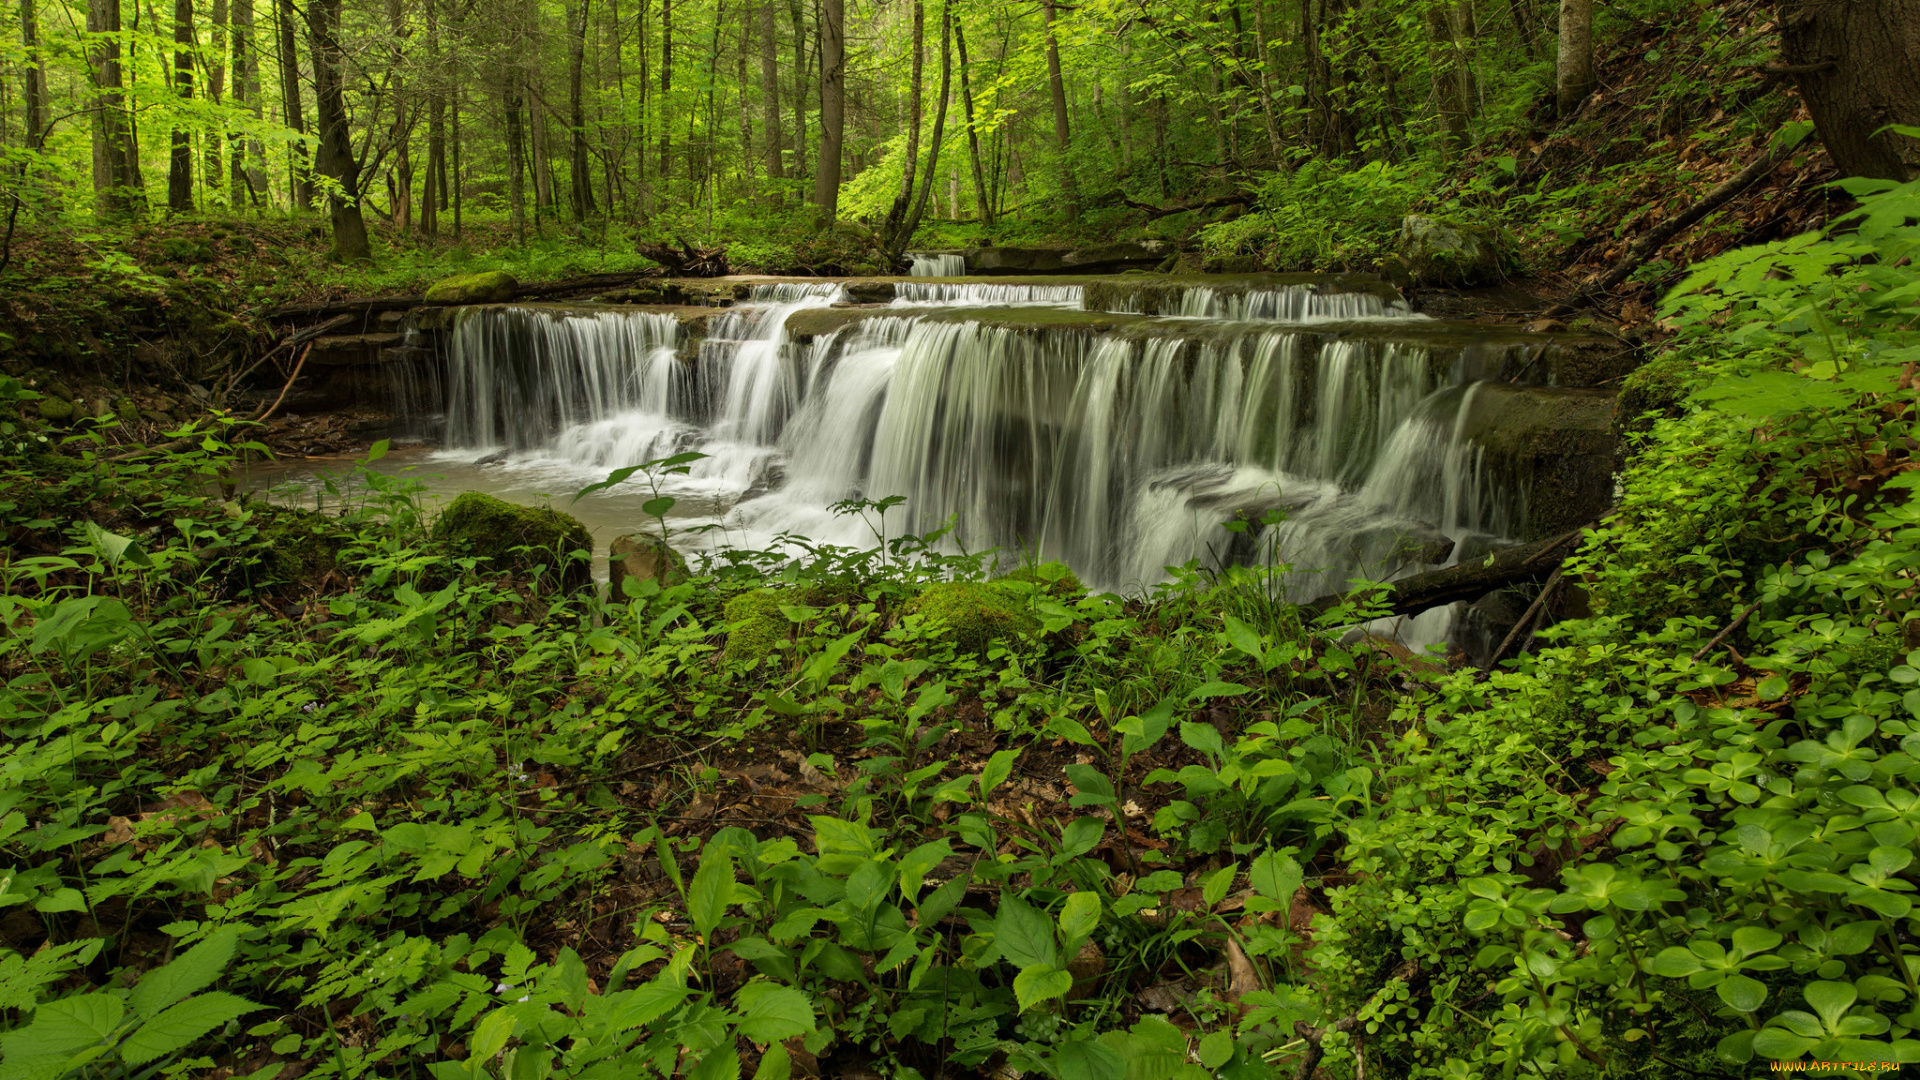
[908,252,968,277]
[433,275,1618,641]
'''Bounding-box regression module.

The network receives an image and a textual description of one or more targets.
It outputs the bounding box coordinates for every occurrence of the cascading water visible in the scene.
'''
[892,282,1084,307]
[907,252,968,277]
[434,277,1570,647]
[1101,283,1417,321]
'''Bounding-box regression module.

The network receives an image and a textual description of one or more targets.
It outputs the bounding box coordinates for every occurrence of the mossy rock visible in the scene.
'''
[723,588,799,664]
[430,492,592,590]
[1615,351,1699,437]
[993,561,1084,598]
[1398,214,1508,287]
[902,581,1041,654]
[609,532,689,598]
[35,397,75,424]
[424,270,519,304]
[250,506,351,588]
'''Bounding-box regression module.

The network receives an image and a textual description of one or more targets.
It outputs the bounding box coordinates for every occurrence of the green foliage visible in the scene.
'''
[900,580,1041,654]
[429,490,594,591]
[1199,157,1443,272]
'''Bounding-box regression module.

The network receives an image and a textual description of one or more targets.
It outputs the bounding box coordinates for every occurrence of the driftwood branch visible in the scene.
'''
[1546,145,1787,315]
[1303,525,1591,619]
[1490,566,1564,665]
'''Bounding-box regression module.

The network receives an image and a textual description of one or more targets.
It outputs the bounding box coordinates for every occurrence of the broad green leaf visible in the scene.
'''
[1059,892,1101,945]
[1197,1030,1234,1069]
[1186,681,1253,701]
[995,893,1058,970]
[131,927,241,1019]
[1716,975,1767,1014]
[1646,946,1706,978]
[1013,964,1075,1012]
[605,981,691,1031]
[735,982,816,1043]
[753,1043,792,1080]
[119,992,263,1065]
[981,749,1018,795]
[1058,817,1105,860]
[1051,1037,1128,1080]
[1250,851,1302,901]
[687,853,736,939]
[688,1048,741,1080]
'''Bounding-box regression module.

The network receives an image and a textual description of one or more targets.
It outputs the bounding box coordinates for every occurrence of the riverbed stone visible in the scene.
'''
[425,270,520,304]
[608,532,689,597]
[35,396,75,424]
[1398,215,1507,287]
[722,588,799,664]
[431,492,592,590]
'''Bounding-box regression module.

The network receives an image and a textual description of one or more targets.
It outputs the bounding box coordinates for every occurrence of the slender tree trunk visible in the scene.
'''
[306,0,371,259]
[1773,0,1920,181]
[451,80,463,236]
[505,78,528,242]
[890,0,950,261]
[206,0,227,205]
[20,0,44,149]
[1251,0,1284,164]
[759,0,783,202]
[568,0,597,220]
[169,0,195,213]
[883,0,924,242]
[636,0,650,210]
[278,0,311,208]
[386,0,412,232]
[88,0,139,215]
[1508,0,1540,60]
[1040,0,1077,220]
[788,0,807,179]
[735,1,754,199]
[659,0,673,191]
[1429,0,1470,152]
[954,19,991,227]
[232,0,266,205]
[1555,0,1593,116]
[420,0,443,234]
[810,0,843,226]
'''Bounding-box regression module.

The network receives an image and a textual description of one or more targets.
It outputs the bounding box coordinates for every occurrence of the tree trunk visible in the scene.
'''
[1556,0,1593,116]
[811,0,843,227]
[1429,0,1470,153]
[1041,0,1077,220]
[505,78,528,242]
[659,0,673,191]
[421,0,443,234]
[305,0,371,260]
[87,0,141,215]
[169,0,195,214]
[568,0,598,220]
[1774,0,1920,181]
[21,0,44,149]
[1251,0,1284,164]
[759,1,783,200]
[387,0,412,233]
[451,80,463,236]
[206,0,227,205]
[889,0,950,262]
[954,19,991,227]
[232,0,266,205]
[737,1,754,199]
[278,0,312,209]
[883,0,924,243]
[788,0,807,179]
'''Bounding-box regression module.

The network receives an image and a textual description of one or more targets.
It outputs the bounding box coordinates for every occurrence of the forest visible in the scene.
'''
[2,0,1920,1076]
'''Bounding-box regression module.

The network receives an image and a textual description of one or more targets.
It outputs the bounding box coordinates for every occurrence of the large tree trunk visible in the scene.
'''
[87,0,141,215]
[888,0,950,261]
[21,0,44,149]
[954,19,991,227]
[505,78,528,242]
[1041,0,1077,220]
[278,0,312,208]
[567,0,598,220]
[759,1,783,200]
[788,0,807,179]
[306,0,371,260]
[169,0,196,214]
[1429,0,1470,153]
[1774,0,1920,181]
[1556,0,1593,116]
[810,0,843,227]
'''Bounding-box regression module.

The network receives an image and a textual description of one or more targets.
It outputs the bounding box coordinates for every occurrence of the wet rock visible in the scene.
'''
[964,242,1171,275]
[430,492,592,591]
[472,449,509,465]
[424,270,519,304]
[1449,587,1532,668]
[307,334,404,366]
[1398,215,1508,287]
[608,532,688,598]
[1457,385,1616,539]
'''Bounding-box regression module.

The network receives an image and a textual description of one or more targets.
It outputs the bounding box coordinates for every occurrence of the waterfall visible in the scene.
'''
[1097,282,1417,321]
[907,252,968,277]
[438,295,1536,603]
[892,282,1083,307]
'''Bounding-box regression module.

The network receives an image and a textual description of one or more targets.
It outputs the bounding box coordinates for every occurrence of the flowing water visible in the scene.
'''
[908,252,968,276]
[260,275,1601,649]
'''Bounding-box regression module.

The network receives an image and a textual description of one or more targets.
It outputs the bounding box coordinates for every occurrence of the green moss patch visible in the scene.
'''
[424,270,519,304]
[723,588,800,664]
[430,492,591,589]
[902,581,1041,653]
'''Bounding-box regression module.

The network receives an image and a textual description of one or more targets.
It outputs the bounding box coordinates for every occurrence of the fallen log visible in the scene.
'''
[1300,525,1590,618]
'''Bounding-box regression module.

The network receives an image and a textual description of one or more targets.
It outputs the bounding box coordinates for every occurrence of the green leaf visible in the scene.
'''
[15,993,125,1052]
[1197,1030,1234,1069]
[688,1048,741,1080]
[981,749,1018,795]
[1716,975,1767,1014]
[1646,946,1706,978]
[1058,817,1105,860]
[1250,851,1302,901]
[1186,681,1252,701]
[119,992,264,1065]
[84,521,153,569]
[1014,964,1075,1012]
[1201,863,1238,909]
[688,852,736,939]
[995,893,1059,970]
[1179,721,1226,760]
[1064,763,1116,807]
[130,927,242,1019]
[605,981,691,1031]
[1051,1037,1127,1080]
[735,982,816,1043]
[467,1006,519,1063]
[1220,615,1265,660]
[753,1043,793,1080]
[1059,892,1101,945]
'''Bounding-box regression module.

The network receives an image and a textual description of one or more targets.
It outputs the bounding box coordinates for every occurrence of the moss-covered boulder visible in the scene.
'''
[424,270,519,305]
[902,581,1041,654]
[993,561,1084,598]
[722,588,798,664]
[249,506,351,588]
[1615,350,1697,437]
[1398,215,1507,287]
[608,532,688,598]
[35,397,75,424]
[431,492,592,590]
